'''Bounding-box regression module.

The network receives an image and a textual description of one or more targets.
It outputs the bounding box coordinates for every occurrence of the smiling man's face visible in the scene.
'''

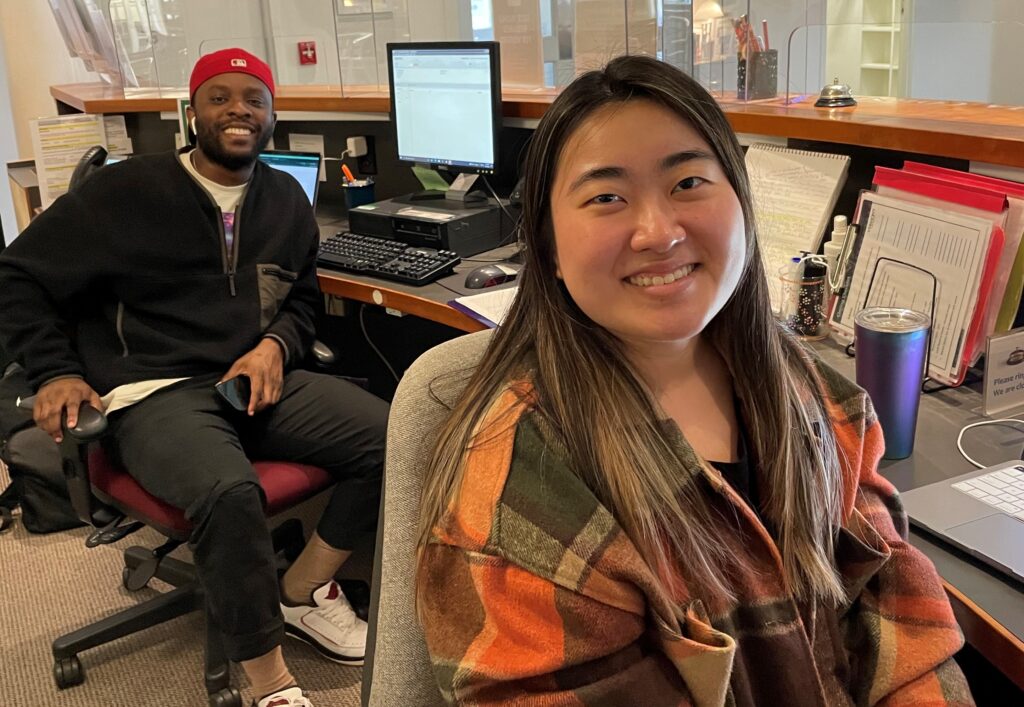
[190,72,275,171]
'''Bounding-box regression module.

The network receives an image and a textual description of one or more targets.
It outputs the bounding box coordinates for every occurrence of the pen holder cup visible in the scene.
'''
[737,50,778,100]
[342,179,375,209]
[779,266,829,341]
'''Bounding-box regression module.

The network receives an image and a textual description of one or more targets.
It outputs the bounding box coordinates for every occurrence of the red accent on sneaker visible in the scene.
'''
[325,581,340,601]
[266,700,290,707]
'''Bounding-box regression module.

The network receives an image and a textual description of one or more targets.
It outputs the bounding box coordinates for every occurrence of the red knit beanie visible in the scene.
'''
[189,48,275,99]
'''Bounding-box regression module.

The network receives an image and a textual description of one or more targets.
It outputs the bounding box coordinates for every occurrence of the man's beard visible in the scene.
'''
[194,120,273,171]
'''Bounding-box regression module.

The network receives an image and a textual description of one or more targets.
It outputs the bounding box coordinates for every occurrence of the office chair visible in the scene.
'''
[68,145,108,192]
[34,145,350,705]
[41,347,338,707]
[362,329,493,707]
[30,304,349,703]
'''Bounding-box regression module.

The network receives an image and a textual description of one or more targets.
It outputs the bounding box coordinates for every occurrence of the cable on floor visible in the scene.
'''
[358,304,400,384]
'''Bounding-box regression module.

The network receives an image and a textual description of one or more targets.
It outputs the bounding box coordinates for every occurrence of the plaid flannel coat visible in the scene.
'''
[418,361,974,706]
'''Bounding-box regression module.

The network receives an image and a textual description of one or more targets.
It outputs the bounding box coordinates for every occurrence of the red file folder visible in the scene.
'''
[872,166,1012,368]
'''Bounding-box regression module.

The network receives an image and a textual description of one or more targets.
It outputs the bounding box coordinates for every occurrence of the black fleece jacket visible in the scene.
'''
[0,149,320,394]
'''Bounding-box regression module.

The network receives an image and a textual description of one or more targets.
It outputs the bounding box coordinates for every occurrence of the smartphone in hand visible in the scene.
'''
[215,376,251,411]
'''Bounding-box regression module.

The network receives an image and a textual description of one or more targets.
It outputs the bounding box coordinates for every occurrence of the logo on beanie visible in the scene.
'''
[230,58,248,68]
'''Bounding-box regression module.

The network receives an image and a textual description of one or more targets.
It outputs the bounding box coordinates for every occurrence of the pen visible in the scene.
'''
[341,163,356,184]
[762,20,770,51]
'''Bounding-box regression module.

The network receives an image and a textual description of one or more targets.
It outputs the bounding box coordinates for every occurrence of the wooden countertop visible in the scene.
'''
[51,82,1024,167]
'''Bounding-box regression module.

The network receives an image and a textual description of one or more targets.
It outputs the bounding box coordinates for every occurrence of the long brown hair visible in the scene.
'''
[418,55,845,605]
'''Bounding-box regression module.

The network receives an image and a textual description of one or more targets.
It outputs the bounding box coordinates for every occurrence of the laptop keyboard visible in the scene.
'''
[952,465,1024,520]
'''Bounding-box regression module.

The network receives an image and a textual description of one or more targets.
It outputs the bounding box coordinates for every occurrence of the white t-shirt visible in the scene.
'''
[100,151,249,414]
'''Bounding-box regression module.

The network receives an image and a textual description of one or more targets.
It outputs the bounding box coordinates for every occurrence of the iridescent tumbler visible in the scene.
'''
[854,307,931,460]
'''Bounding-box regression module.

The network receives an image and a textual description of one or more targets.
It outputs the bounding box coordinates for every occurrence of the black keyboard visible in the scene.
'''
[316,232,461,286]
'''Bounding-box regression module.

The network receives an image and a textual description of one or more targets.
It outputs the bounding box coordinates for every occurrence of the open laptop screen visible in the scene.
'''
[258,150,321,207]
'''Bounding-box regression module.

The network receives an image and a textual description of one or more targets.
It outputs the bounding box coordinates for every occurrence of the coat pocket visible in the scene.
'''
[256,264,298,330]
[656,599,737,707]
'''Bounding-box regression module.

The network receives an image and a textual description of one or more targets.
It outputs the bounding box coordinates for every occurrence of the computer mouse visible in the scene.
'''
[465,263,520,289]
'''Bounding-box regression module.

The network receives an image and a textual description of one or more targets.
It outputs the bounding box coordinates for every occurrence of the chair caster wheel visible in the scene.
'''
[53,656,84,689]
[123,557,157,591]
[208,686,242,707]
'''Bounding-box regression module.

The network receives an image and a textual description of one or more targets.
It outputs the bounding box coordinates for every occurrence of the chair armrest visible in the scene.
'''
[16,395,108,442]
[311,339,337,368]
[54,403,113,527]
[63,403,108,442]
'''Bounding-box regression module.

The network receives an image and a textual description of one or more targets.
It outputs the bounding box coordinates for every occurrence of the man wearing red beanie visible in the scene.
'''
[0,48,386,707]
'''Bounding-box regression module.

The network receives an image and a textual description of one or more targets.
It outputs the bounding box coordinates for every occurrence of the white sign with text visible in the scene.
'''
[984,328,1024,415]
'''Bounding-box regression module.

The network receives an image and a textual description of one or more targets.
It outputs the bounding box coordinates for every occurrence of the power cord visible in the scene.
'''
[956,418,1024,468]
[433,279,464,297]
[479,174,513,220]
[358,304,400,384]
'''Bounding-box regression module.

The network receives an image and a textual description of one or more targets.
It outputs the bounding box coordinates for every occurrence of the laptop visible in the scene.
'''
[258,150,322,208]
[901,461,1024,582]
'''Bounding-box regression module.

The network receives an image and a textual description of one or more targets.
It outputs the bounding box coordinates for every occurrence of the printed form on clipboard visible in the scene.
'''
[744,143,851,311]
[830,191,1002,386]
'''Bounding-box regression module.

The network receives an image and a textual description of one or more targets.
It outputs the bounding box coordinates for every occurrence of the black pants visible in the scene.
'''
[106,369,388,661]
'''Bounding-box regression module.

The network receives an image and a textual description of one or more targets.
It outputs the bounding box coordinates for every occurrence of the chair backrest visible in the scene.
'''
[363,329,494,707]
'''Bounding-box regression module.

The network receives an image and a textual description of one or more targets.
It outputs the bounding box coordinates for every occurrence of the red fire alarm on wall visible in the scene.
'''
[298,41,317,65]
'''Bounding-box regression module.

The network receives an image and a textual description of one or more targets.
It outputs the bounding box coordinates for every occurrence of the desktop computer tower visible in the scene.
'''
[347,196,513,257]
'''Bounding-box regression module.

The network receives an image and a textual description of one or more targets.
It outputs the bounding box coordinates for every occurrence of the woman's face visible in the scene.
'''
[549,99,747,353]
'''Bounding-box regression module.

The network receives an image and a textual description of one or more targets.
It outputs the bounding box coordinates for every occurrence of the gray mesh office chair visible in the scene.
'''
[362,329,494,706]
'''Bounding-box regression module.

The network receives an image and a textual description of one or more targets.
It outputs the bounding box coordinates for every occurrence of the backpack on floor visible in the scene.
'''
[0,363,85,534]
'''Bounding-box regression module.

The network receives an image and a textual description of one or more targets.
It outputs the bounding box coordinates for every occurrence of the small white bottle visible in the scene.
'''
[822,215,848,295]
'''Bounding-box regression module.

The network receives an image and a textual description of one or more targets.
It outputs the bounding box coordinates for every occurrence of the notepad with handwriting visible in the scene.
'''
[745,143,851,310]
[449,286,518,328]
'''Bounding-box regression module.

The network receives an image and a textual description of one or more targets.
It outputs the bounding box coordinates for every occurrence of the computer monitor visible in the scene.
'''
[387,41,502,199]
[258,151,322,208]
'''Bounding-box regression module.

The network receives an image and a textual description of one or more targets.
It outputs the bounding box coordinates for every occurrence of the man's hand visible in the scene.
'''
[34,378,103,443]
[221,339,285,416]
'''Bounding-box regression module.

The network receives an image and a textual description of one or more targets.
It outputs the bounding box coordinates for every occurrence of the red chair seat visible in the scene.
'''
[88,447,333,540]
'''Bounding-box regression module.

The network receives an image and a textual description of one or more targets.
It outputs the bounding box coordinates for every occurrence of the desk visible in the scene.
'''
[316,237,519,334]
[815,343,1024,689]
[48,84,1024,169]
[318,261,1024,688]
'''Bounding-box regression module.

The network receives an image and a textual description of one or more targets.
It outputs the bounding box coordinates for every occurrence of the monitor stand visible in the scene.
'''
[407,189,447,201]
[444,173,487,203]
[403,167,489,205]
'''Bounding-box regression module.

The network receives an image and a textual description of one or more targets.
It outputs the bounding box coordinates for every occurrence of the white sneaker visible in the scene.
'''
[281,580,367,666]
[255,686,312,707]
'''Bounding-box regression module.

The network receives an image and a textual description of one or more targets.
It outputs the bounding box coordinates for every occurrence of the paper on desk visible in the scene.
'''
[398,207,455,222]
[450,286,518,328]
[103,116,132,155]
[412,165,450,192]
[30,114,108,208]
[289,133,327,181]
[831,192,993,383]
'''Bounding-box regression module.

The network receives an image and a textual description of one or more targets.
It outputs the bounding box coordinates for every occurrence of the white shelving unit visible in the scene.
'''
[826,0,908,98]
[858,0,902,96]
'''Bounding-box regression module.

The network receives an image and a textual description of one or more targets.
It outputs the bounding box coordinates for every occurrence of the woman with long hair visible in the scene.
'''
[416,55,971,706]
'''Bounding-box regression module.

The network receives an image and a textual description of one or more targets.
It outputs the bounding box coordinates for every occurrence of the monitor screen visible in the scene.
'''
[388,42,501,175]
[258,151,322,207]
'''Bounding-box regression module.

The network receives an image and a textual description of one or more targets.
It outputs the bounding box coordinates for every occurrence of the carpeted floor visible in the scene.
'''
[0,461,365,707]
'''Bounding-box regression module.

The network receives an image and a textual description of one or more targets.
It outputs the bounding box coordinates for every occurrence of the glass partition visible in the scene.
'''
[335,0,412,92]
[691,0,748,97]
[63,1,1024,107]
[783,19,1024,106]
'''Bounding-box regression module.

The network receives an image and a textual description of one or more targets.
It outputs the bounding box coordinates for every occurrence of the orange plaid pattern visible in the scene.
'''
[418,361,974,706]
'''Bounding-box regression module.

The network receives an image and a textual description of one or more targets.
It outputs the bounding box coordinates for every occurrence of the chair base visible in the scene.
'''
[51,518,305,706]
